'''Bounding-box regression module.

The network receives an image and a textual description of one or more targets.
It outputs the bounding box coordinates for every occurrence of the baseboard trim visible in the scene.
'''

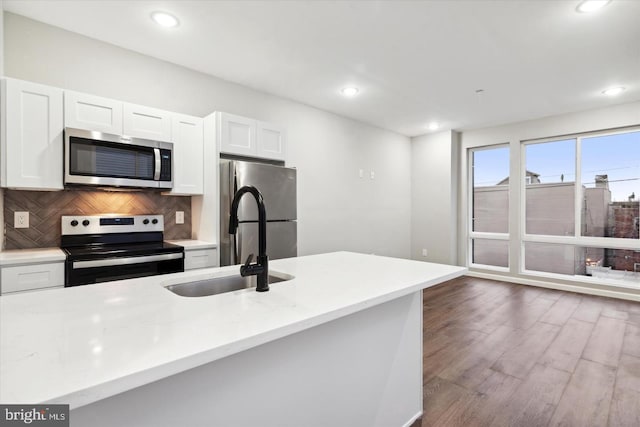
[402,410,423,427]
[466,271,640,302]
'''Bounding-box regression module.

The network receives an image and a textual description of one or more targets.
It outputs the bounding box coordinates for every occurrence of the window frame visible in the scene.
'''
[467,143,511,272]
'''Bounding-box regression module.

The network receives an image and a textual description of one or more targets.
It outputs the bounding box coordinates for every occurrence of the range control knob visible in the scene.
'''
[152,219,158,224]
[82,219,90,227]
[143,219,150,225]
[70,220,79,227]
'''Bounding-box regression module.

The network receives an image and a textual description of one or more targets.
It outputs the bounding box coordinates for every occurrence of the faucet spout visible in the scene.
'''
[229,185,269,292]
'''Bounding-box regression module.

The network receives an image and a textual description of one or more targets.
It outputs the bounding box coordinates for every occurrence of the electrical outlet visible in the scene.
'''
[370,171,375,180]
[422,248,428,257]
[176,211,184,224]
[15,211,29,229]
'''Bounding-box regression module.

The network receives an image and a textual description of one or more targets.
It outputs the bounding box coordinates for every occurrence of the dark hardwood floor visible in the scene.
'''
[416,276,640,427]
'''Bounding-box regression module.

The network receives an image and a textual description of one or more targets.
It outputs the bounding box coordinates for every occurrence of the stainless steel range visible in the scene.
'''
[61,214,184,287]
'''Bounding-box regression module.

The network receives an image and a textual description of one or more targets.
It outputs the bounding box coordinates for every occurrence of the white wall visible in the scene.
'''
[3,13,412,258]
[410,130,459,265]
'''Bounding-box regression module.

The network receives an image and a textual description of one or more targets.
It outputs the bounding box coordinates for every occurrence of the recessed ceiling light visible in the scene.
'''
[151,11,180,28]
[428,122,440,131]
[340,87,359,97]
[576,0,611,13]
[602,86,625,96]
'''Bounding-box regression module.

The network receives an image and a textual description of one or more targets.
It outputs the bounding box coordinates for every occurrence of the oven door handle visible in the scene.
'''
[72,253,183,269]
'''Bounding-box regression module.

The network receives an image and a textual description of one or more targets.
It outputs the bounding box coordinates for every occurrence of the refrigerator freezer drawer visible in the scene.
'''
[234,161,297,221]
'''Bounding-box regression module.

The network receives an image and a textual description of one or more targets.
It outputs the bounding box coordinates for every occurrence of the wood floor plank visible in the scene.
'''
[615,354,640,393]
[538,318,594,373]
[434,370,521,427]
[539,293,581,326]
[582,316,627,367]
[438,325,522,390]
[421,377,471,427]
[423,327,487,358]
[572,298,603,323]
[608,388,640,427]
[489,364,571,427]
[502,296,556,331]
[608,354,640,427]
[622,323,640,358]
[548,359,616,427]
[491,321,560,379]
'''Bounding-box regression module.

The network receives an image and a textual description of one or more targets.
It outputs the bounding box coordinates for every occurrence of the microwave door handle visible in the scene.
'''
[154,148,161,180]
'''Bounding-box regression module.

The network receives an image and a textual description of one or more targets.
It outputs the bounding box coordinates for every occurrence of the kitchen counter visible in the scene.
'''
[0,251,465,423]
[165,239,217,250]
[0,247,66,266]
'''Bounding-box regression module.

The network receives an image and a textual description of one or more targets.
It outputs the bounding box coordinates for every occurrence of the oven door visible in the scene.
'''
[65,252,184,287]
[64,127,173,189]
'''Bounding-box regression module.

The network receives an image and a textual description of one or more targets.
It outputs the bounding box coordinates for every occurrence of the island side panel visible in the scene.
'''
[70,291,423,427]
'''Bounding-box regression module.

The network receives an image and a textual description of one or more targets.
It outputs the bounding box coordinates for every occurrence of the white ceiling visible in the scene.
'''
[4,0,639,137]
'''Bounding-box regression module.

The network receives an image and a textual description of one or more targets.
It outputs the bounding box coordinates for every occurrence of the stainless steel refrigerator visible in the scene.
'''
[220,159,297,266]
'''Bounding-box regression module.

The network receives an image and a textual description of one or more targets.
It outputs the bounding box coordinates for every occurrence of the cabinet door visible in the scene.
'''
[219,112,257,156]
[1,79,64,190]
[170,114,204,195]
[64,90,123,134]
[0,262,65,294]
[184,249,218,270]
[123,103,172,142]
[257,121,286,161]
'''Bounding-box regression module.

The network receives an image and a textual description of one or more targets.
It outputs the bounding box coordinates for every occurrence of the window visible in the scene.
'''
[581,131,640,239]
[466,127,640,289]
[469,145,509,269]
[524,138,576,236]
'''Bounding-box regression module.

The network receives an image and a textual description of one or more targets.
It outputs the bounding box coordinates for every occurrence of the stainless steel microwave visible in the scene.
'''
[64,128,173,189]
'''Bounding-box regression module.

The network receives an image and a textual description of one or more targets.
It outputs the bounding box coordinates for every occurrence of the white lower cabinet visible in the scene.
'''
[0,262,65,294]
[184,249,218,270]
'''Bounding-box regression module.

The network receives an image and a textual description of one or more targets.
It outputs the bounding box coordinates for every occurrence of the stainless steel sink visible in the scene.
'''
[165,271,294,297]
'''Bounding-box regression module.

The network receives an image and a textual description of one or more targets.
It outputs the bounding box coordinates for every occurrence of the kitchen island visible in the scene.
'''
[0,252,465,427]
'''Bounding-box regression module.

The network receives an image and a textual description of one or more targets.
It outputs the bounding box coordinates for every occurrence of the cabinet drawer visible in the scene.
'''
[1,262,64,294]
[184,249,218,271]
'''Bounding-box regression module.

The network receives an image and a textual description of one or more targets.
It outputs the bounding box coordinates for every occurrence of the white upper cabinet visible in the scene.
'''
[219,113,287,162]
[1,78,64,190]
[64,90,123,134]
[123,103,172,142]
[170,114,204,195]
[219,112,257,157]
[257,121,286,161]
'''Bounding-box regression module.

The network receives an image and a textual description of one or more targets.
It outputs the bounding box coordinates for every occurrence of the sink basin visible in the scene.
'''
[165,271,294,297]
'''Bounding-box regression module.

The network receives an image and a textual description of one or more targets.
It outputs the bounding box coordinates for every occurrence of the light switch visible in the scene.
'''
[15,211,29,228]
[176,211,184,224]
[370,171,375,180]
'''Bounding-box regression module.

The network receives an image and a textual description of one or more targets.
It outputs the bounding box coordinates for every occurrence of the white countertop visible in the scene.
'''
[0,252,465,408]
[166,239,217,250]
[0,247,66,266]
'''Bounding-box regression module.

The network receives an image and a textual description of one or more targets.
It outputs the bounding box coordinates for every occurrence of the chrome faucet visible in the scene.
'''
[229,185,269,292]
